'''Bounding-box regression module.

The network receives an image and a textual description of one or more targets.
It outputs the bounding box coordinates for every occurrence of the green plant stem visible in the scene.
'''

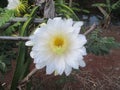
[10,6,39,90]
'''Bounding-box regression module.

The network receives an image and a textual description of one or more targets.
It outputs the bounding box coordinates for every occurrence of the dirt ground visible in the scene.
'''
[0,26,120,90]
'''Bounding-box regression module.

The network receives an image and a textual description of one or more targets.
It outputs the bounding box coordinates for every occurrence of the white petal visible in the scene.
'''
[7,0,20,9]
[78,47,87,56]
[79,59,86,67]
[65,64,72,76]
[47,17,62,26]
[25,41,34,46]
[73,21,83,34]
[78,34,87,47]
[34,27,40,34]
[65,54,79,69]
[30,51,35,58]
[33,53,52,64]
[53,17,62,21]
[46,61,55,74]
[55,57,65,75]
[35,62,46,69]
[64,18,73,26]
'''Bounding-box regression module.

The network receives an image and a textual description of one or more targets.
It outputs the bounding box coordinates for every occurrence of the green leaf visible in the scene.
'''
[3,22,21,35]
[56,3,79,20]
[81,9,90,13]
[0,9,15,27]
[92,3,107,7]
[106,0,111,13]
[112,0,120,10]
[55,0,64,4]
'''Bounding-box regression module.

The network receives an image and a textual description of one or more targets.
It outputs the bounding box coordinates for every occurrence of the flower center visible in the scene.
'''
[54,37,64,47]
[50,35,67,55]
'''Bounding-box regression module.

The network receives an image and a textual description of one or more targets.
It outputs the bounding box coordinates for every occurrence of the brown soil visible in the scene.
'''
[0,26,120,90]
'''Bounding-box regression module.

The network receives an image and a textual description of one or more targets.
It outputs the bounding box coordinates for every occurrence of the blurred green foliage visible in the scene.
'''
[0,8,14,27]
[92,0,120,15]
[55,0,89,20]
[86,29,120,55]
[0,41,17,74]
[55,0,79,20]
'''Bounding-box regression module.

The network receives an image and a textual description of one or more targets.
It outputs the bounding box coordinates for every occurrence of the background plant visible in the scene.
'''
[92,0,120,28]
[0,8,14,27]
[86,29,120,55]
[55,0,79,20]
[55,0,90,20]
[0,22,20,75]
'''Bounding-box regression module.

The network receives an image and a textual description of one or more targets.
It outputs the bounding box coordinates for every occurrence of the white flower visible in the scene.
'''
[7,0,20,10]
[26,17,87,76]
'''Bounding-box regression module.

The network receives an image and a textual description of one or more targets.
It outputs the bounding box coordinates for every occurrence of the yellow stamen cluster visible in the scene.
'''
[50,35,68,55]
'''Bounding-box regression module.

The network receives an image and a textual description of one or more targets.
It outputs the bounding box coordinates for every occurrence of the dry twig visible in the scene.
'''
[18,68,38,89]
[84,23,97,35]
